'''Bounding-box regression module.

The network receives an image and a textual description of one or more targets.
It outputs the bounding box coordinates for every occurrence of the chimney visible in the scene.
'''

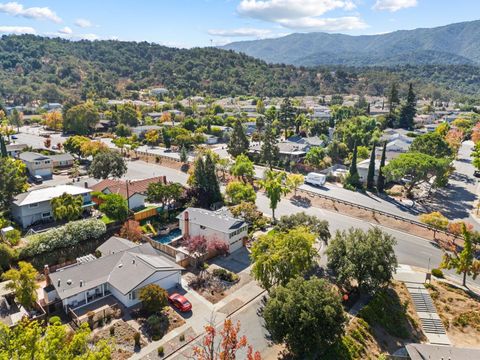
[184,211,189,238]
[44,265,51,286]
[84,181,88,188]
[57,279,61,287]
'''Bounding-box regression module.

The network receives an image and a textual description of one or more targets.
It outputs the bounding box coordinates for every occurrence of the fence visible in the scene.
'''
[134,207,159,221]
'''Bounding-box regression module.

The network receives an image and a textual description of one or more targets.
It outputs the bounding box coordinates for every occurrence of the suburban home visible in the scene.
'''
[414,114,436,125]
[41,103,63,111]
[0,280,45,327]
[204,134,219,145]
[6,143,27,157]
[43,237,183,312]
[150,87,169,96]
[357,159,385,183]
[49,153,75,168]
[397,343,480,360]
[177,207,248,253]
[90,176,167,210]
[131,125,162,137]
[287,135,325,148]
[311,105,331,120]
[18,152,53,179]
[377,138,412,160]
[244,122,257,136]
[11,185,94,228]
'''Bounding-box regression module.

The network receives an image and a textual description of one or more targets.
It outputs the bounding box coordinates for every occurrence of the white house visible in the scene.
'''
[11,185,94,228]
[357,159,385,183]
[18,152,53,179]
[178,208,248,253]
[43,237,183,311]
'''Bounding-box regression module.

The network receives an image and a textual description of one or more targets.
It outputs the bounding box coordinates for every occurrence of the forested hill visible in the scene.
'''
[1,35,480,104]
[223,20,480,67]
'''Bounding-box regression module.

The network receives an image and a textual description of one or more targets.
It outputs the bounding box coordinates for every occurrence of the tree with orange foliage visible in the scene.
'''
[119,220,143,242]
[160,111,172,124]
[42,111,63,131]
[192,319,261,360]
[445,128,464,155]
[44,138,51,148]
[472,123,480,144]
[447,221,474,236]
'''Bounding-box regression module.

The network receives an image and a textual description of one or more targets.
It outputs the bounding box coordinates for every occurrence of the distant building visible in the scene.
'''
[357,158,385,183]
[150,88,169,96]
[49,153,75,168]
[6,143,27,157]
[18,152,53,179]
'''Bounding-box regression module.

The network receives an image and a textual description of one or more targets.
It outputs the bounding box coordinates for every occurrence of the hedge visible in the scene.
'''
[20,219,107,258]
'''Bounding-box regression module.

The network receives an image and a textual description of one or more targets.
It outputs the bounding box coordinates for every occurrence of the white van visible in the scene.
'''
[305,172,326,187]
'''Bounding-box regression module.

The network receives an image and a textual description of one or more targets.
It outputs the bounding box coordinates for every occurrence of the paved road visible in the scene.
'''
[15,125,68,149]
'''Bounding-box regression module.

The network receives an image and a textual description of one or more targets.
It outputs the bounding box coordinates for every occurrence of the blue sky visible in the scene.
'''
[0,0,479,47]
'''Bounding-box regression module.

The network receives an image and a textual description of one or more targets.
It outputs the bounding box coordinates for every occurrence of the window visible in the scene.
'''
[42,212,51,218]
[44,160,51,164]
[200,225,206,230]
[34,161,40,165]
[129,291,136,300]
[29,203,39,208]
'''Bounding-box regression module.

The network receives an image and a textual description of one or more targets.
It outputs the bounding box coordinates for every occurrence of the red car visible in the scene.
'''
[168,293,192,312]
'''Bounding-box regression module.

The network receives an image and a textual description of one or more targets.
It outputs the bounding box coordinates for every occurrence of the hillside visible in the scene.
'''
[222,20,480,67]
[1,35,480,104]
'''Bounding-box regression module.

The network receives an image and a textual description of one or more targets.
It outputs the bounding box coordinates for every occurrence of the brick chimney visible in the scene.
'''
[44,265,51,286]
[184,211,189,239]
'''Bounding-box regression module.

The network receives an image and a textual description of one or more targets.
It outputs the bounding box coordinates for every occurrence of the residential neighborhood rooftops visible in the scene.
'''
[97,236,138,256]
[18,151,50,162]
[90,176,167,199]
[13,185,92,207]
[178,207,245,233]
[405,344,480,360]
[48,153,74,162]
[51,240,182,300]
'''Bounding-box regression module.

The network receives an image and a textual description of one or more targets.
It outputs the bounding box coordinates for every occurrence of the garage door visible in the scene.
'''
[35,168,51,177]
[152,271,180,291]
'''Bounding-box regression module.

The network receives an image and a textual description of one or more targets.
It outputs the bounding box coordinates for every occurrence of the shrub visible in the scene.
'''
[134,332,141,347]
[146,314,169,338]
[4,228,21,246]
[431,268,444,278]
[179,334,185,342]
[212,268,238,282]
[49,316,61,325]
[109,326,115,336]
[20,219,107,258]
[157,346,164,356]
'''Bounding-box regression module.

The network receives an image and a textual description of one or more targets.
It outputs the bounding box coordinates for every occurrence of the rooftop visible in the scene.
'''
[18,151,50,162]
[178,207,245,233]
[90,176,167,199]
[13,185,91,207]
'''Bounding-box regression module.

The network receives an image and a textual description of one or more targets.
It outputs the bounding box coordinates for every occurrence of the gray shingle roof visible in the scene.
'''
[18,152,49,162]
[51,241,182,300]
[178,207,245,233]
[48,153,74,162]
[97,236,138,256]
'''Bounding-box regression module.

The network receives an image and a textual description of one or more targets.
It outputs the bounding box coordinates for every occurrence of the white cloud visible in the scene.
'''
[373,0,417,12]
[0,2,61,23]
[58,26,72,35]
[208,27,273,38]
[279,16,367,31]
[74,18,93,28]
[0,25,36,34]
[78,33,99,41]
[237,0,356,21]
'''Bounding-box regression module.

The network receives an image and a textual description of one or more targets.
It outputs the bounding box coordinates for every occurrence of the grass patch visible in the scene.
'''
[100,215,115,225]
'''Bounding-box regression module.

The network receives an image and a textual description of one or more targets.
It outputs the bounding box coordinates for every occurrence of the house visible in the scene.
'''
[414,114,436,125]
[43,237,183,312]
[287,135,325,148]
[0,280,45,327]
[178,208,248,253]
[6,143,27,157]
[204,134,218,145]
[311,105,331,120]
[357,159,385,183]
[90,176,167,210]
[132,125,162,137]
[11,185,94,228]
[150,88,169,96]
[376,138,411,160]
[18,152,53,179]
[244,122,257,136]
[41,103,63,111]
[49,153,75,168]
[395,343,480,360]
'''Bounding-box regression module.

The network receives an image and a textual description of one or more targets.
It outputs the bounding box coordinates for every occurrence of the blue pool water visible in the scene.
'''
[152,228,181,244]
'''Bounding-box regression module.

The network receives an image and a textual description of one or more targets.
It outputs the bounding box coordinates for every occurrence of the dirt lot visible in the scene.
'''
[94,320,146,360]
[426,280,480,347]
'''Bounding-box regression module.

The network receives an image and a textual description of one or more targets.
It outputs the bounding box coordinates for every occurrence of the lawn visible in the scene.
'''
[100,215,115,225]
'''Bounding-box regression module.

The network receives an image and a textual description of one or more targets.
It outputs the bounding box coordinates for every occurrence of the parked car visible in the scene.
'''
[32,175,43,184]
[474,170,480,178]
[305,172,326,187]
[168,293,192,312]
[11,135,18,140]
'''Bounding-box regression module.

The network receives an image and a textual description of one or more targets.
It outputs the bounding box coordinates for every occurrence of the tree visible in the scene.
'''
[260,123,279,169]
[419,212,449,239]
[63,135,90,158]
[251,227,317,289]
[162,128,171,149]
[0,158,27,211]
[227,120,249,158]
[445,128,464,155]
[139,284,168,314]
[441,225,480,286]
[388,83,400,114]
[99,193,129,222]
[42,111,62,131]
[9,108,23,132]
[64,102,99,135]
[117,103,139,126]
[382,152,450,197]
[398,83,416,129]
[147,182,184,210]
[275,212,330,243]
[257,170,289,222]
[410,132,452,158]
[119,220,143,242]
[377,141,387,192]
[327,227,397,294]
[145,129,159,147]
[115,123,132,137]
[190,153,222,208]
[192,319,261,360]
[256,99,265,114]
[230,154,254,183]
[80,140,108,157]
[286,173,304,196]
[279,97,295,138]
[0,243,15,274]
[345,142,361,188]
[51,193,83,222]
[263,277,346,358]
[180,145,188,163]
[305,147,329,169]
[182,235,229,268]
[225,181,256,205]
[366,144,376,190]
[229,202,268,231]
[0,135,7,157]
[88,150,127,179]
[2,262,38,309]
[326,139,348,163]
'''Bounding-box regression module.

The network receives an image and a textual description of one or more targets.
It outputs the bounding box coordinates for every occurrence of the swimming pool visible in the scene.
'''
[152,228,182,244]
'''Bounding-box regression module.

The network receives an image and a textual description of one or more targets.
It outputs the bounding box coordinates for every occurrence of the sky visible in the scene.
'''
[0,0,479,47]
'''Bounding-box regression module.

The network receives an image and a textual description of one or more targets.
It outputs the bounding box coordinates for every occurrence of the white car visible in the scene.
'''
[305,172,326,187]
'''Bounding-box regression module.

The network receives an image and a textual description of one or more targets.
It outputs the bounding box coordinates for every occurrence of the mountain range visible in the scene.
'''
[222,20,480,67]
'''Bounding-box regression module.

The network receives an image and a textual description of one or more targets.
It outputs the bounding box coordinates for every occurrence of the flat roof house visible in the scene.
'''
[43,237,183,312]
[11,185,94,228]
[178,208,248,253]
[18,152,53,179]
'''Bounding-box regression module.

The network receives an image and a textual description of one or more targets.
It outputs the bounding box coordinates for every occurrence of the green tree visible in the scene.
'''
[260,122,279,169]
[145,129,159,147]
[190,153,222,208]
[410,132,452,158]
[162,128,171,149]
[257,170,289,222]
[256,99,265,114]
[0,158,27,211]
[305,147,328,168]
[115,123,132,137]
[441,224,480,286]
[377,141,387,192]
[327,140,349,163]
[251,227,317,289]
[327,227,398,294]
[227,120,249,158]
[0,244,15,274]
[51,193,83,222]
[0,135,7,157]
[2,262,38,309]
[263,277,347,359]
[399,83,416,130]
[88,150,127,179]
[225,181,256,205]
[117,103,138,126]
[366,143,376,190]
[64,102,99,135]
[63,135,90,158]
[388,83,400,114]
[279,97,296,138]
[230,154,254,183]
[180,145,188,163]
[286,173,304,196]
[275,212,330,243]
[9,109,23,132]
[147,182,183,210]
[419,211,449,239]
[139,284,168,315]
[99,193,129,222]
[345,142,361,188]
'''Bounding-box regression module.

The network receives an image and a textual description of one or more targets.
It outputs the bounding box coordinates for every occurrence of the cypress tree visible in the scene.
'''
[227,120,249,158]
[366,144,376,190]
[349,142,358,178]
[0,136,7,158]
[399,83,416,130]
[377,141,387,192]
[261,123,279,169]
[204,153,222,206]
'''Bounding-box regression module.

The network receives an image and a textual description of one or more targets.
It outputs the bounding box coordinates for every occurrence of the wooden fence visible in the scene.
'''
[134,207,158,221]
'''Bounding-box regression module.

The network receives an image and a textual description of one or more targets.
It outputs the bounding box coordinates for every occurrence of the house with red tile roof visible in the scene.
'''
[90,176,166,210]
